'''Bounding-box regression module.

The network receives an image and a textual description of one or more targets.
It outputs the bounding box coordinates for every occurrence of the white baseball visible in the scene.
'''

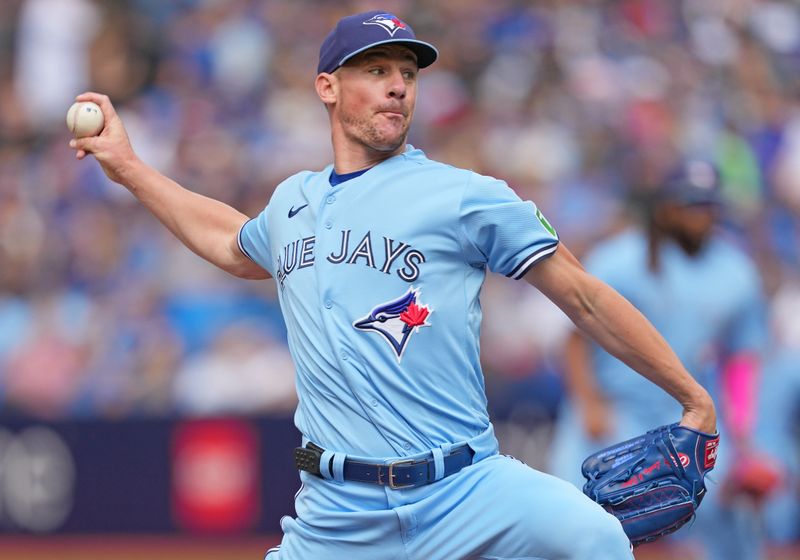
[66,101,104,138]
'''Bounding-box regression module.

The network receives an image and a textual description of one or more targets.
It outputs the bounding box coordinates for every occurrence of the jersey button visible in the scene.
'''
[324,221,332,229]
[403,442,412,451]
[326,196,336,204]
[341,353,348,361]
[324,300,332,309]
[370,399,378,407]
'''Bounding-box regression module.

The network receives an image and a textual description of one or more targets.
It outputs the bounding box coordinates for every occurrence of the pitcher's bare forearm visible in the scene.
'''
[568,275,711,421]
[121,160,267,279]
[69,92,268,280]
[526,244,715,433]
[562,331,600,407]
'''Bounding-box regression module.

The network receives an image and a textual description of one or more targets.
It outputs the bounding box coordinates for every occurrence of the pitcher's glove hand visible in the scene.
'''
[581,423,720,547]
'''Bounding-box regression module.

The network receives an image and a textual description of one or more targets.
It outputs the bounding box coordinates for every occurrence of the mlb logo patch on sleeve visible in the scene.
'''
[536,208,557,237]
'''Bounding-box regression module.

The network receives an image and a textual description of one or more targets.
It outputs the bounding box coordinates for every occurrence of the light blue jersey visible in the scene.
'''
[241,146,634,560]
[239,145,559,458]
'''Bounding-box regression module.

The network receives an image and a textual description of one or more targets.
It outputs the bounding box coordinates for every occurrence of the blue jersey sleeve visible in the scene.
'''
[238,207,274,275]
[459,173,559,279]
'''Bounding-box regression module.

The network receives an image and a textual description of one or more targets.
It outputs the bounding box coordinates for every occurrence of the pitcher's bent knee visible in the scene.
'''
[574,510,632,559]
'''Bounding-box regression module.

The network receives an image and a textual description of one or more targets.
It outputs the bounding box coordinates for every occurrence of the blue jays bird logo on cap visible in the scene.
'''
[363,13,408,36]
[353,287,432,361]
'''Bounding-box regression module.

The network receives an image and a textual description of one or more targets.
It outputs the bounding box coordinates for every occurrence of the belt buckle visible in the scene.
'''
[387,459,416,489]
[294,446,323,476]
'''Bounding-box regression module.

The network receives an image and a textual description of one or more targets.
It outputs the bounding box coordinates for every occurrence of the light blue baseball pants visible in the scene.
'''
[265,452,633,560]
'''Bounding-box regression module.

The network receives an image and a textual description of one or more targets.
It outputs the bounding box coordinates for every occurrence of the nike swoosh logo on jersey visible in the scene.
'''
[288,204,308,218]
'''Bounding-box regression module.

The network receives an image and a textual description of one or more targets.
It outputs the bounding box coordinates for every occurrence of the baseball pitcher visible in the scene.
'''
[69,10,716,560]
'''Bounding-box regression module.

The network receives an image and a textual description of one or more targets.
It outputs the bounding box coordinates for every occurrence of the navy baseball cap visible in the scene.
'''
[657,160,721,206]
[317,11,438,75]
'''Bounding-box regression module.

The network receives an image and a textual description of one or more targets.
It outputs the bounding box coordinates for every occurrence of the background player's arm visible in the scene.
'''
[525,244,716,434]
[69,92,268,280]
[563,331,612,440]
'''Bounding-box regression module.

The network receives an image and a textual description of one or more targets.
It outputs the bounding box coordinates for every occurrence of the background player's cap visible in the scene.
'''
[657,160,721,206]
[318,11,438,75]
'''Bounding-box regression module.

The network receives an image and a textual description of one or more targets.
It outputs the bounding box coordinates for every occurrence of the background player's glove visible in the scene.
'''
[723,451,782,505]
[581,423,719,547]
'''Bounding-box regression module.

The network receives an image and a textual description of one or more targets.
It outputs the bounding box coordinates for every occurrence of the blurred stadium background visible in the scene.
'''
[1,0,800,558]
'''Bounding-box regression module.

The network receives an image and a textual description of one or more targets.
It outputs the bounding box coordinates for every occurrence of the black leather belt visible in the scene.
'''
[294,442,475,489]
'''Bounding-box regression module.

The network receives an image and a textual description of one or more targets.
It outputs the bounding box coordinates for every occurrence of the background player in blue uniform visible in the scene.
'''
[69,10,716,560]
[550,160,775,560]
[757,303,800,545]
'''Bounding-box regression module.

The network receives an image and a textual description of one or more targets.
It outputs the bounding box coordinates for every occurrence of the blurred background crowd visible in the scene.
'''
[1,0,800,548]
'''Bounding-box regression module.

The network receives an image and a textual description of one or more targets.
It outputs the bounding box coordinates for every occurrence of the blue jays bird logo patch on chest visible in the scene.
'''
[353,288,432,361]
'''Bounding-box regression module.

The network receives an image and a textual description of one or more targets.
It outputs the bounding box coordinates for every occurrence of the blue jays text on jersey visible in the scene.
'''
[238,146,559,459]
[274,229,426,289]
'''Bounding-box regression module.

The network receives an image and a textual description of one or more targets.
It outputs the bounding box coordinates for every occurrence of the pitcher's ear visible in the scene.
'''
[315,73,337,105]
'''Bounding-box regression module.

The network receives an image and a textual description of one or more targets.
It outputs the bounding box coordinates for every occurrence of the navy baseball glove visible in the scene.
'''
[581,423,720,547]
